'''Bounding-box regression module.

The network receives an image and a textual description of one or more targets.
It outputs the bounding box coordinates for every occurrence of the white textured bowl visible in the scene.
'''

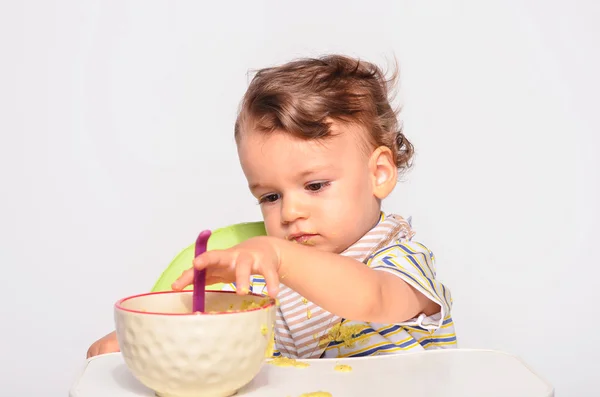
[114,290,276,397]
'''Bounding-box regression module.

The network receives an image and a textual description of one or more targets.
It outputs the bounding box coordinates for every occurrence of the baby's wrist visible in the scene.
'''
[272,237,295,279]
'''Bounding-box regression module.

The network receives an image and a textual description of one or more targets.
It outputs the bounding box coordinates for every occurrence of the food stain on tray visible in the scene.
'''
[267,356,310,368]
[333,364,352,372]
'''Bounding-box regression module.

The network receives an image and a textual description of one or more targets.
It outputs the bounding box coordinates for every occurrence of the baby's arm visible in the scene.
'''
[87,331,119,358]
[278,239,443,324]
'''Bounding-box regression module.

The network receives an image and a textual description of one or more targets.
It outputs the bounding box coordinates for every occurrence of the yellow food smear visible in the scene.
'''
[260,324,268,336]
[306,309,312,319]
[268,356,310,368]
[204,298,270,314]
[298,392,332,397]
[240,300,260,310]
[334,364,352,372]
[289,239,316,246]
[240,298,269,311]
[323,323,369,348]
[301,297,308,304]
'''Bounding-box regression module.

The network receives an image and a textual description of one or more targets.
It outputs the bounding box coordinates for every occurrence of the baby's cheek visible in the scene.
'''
[262,216,284,239]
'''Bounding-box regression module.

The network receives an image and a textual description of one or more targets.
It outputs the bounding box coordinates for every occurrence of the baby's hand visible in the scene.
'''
[172,236,282,298]
[86,331,119,358]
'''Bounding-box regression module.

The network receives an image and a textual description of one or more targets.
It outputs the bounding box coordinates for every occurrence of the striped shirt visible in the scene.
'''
[221,213,457,358]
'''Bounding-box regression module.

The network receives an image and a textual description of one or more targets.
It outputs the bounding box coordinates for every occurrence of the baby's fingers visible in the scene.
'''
[172,250,234,290]
[262,267,280,298]
[234,252,254,295]
[172,267,194,290]
[193,250,236,271]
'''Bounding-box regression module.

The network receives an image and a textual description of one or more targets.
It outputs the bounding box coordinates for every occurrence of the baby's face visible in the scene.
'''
[237,122,382,254]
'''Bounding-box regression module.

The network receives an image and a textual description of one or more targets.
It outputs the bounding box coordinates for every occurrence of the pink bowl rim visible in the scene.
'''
[114,290,276,316]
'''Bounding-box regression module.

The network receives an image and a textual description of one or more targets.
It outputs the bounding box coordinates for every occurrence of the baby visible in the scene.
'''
[87,54,456,359]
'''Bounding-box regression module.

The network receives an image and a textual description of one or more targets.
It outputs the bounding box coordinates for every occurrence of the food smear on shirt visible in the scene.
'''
[307,308,312,319]
[324,323,370,348]
[267,356,310,368]
[260,324,268,335]
[334,364,352,372]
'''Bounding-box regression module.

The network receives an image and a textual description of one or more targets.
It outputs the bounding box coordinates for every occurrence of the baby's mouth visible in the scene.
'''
[288,233,318,245]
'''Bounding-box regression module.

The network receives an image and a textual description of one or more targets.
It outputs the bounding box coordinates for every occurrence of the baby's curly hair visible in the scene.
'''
[234,54,414,173]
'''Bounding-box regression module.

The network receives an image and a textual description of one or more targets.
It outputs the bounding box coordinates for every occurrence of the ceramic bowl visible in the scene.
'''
[114,290,276,397]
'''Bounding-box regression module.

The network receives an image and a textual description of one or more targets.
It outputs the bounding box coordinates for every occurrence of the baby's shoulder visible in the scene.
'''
[370,239,436,262]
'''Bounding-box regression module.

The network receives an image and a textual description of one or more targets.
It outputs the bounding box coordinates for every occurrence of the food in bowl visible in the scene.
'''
[114,290,276,397]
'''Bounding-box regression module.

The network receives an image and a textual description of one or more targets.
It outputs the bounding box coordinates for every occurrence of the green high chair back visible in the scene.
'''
[151,221,267,292]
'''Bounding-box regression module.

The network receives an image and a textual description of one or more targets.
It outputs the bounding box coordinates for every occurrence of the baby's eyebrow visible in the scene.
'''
[248,165,333,191]
[296,166,330,179]
[248,182,263,191]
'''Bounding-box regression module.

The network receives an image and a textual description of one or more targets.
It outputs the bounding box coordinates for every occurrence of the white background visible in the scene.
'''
[1,1,598,396]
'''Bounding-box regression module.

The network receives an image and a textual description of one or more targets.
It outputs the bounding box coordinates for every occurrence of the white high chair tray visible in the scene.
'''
[70,349,553,397]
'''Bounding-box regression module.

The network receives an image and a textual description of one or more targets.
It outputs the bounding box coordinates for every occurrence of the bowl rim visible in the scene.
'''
[114,290,276,316]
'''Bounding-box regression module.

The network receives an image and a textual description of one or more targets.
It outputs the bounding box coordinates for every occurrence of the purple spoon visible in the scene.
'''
[192,230,212,312]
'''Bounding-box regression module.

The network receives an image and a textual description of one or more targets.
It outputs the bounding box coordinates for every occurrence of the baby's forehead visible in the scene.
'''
[243,130,367,165]
[238,124,370,181]
[241,119,371,149]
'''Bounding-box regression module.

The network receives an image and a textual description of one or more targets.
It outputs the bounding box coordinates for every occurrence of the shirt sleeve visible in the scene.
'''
[249,275,268,296]
[221,276,268,296]
[367,240,452,329]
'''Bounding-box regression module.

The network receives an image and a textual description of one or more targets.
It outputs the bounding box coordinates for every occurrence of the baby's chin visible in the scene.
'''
[271,233,350,254]
[299,239,349,255]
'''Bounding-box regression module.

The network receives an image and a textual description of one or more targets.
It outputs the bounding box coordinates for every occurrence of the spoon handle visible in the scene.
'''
[192,230,212,312]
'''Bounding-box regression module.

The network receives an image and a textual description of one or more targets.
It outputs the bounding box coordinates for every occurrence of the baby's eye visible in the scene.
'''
[305,181,330,192]
[259,193,280,204]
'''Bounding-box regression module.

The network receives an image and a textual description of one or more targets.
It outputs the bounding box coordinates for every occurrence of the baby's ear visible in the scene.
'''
[369,146,398,199]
